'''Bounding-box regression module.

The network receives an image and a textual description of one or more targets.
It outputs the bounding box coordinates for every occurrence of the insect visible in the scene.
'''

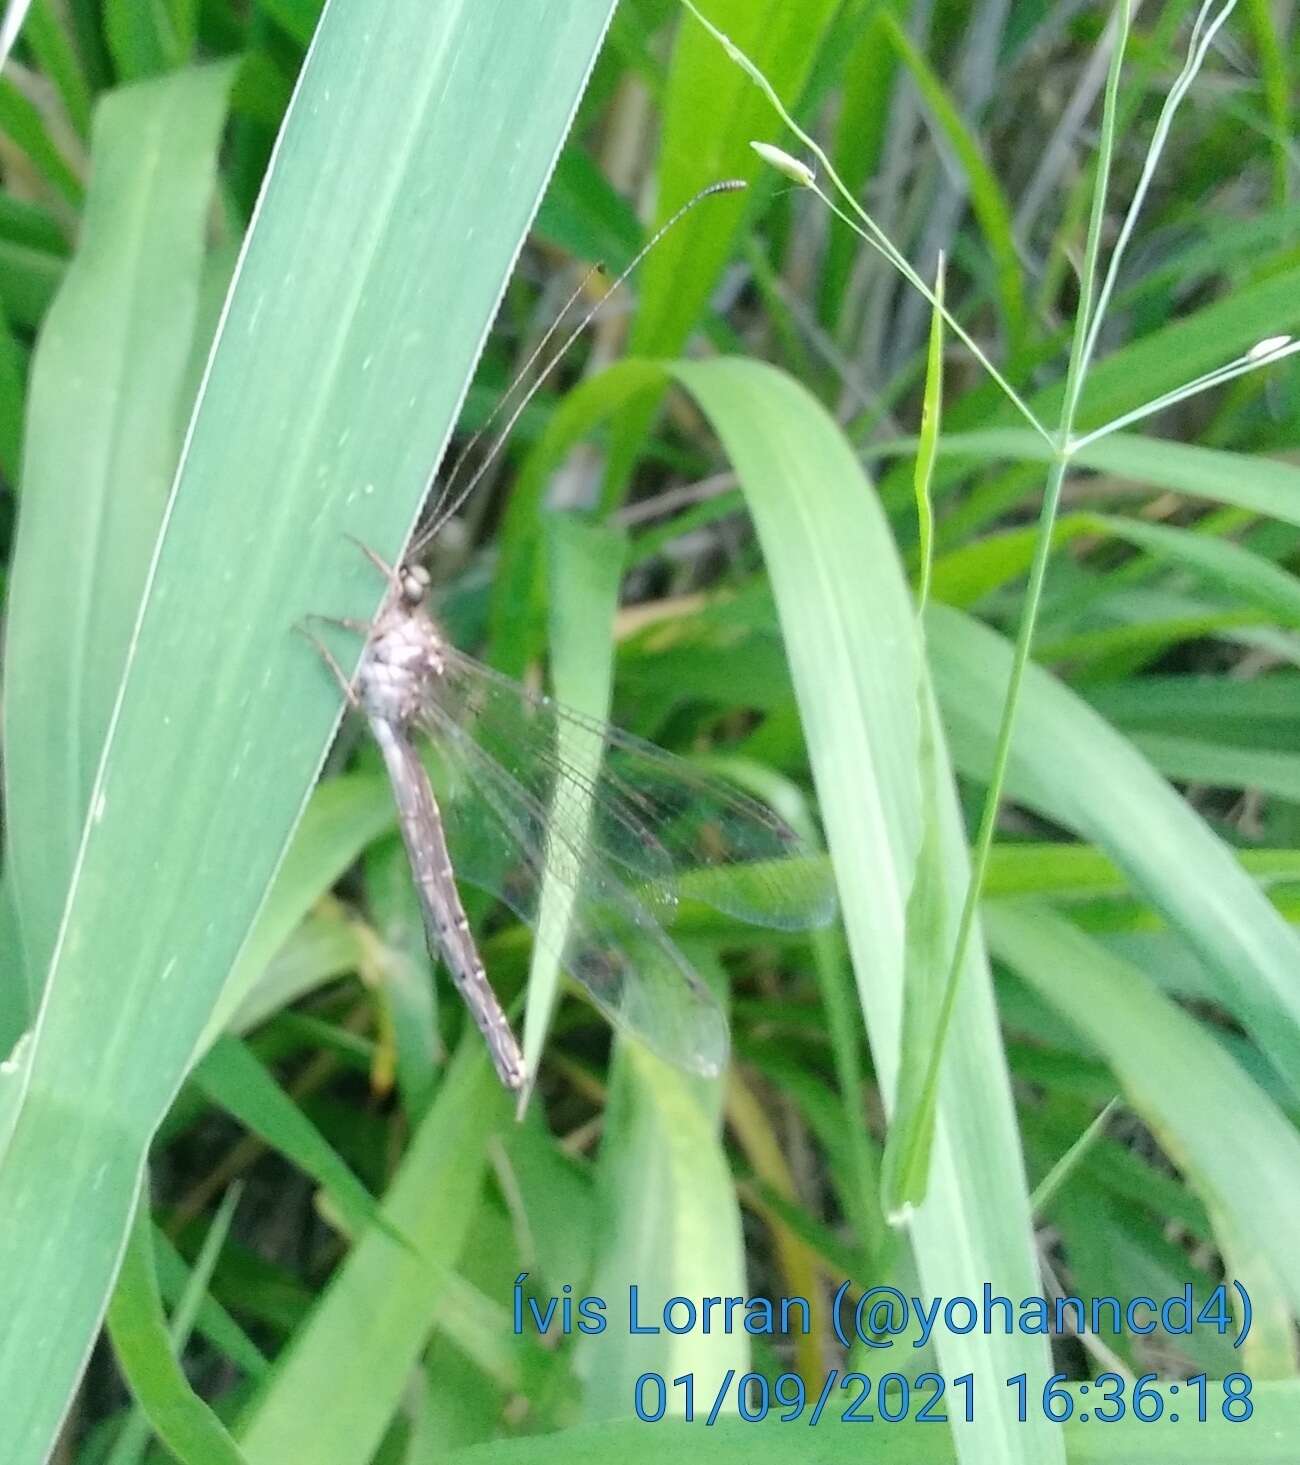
[306,184,836,1093]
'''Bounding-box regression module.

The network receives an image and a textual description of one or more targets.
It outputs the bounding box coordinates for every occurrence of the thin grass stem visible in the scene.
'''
[684,0,1053,447]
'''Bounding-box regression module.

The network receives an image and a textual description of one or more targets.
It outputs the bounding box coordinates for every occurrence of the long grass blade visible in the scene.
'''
[674,356,1063,1465]
[0,4,617,1455]
[930,604,1300,1101]
[2,62,234,1015]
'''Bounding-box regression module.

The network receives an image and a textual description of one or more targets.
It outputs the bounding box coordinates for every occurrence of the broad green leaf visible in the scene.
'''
[0,4,618,1457]
[674,357,1062,1465]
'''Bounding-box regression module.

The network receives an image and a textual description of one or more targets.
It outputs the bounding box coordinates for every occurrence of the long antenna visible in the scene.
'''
[406,177,747,561]
[419,265,602,537]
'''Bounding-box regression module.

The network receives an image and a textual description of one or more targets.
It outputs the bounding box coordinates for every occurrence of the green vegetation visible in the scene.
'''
[1,2,1298,1461]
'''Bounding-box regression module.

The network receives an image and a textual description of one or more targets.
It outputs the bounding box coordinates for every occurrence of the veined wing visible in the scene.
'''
[416,691,729,1076]
[429,646,838,932]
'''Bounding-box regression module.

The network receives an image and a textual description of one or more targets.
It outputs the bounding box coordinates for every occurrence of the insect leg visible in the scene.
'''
[295,622,361,709]
[343,533,399,585]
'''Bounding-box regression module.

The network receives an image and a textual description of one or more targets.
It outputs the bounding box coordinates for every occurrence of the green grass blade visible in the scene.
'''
[1083,512,1300,626]
[3,62,234,1005]
[674,357,1063,1465]
[913,255,944,614]
[0,295,25,481]
[929,604,1300,1102]
[104,1179,249,1465]
[532,513,748,1419]
[577,1028,748,1422]
[0,877,25,1058]
[631,0,838,363]
[520,513,627,1084]
[1242,0,1291,206]
[0,3,617,1456]
[819,3,897,329]
[917,429,1300,529]
[491,358,663,675]
[107,1185,244,1465]
[881,258,946,1213]
[23,0,94,137]
[0,0,36,70]
[1030,1098,1120,1217]
[105,0,184,78]
[875,10,1026,355]
[1130,733,1300,803]
[987,902,1300,1321]
[605,0,839,493]
[932,508,1300,626]
[191,1034,382,1239]
[236,1041,509,1462]
[201,771,393,1045]
[0,75,83,202]
[151,1224,269,1379]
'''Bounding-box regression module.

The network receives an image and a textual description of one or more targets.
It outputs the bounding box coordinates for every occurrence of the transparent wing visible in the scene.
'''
[416,693,729,1076]
[427,646,838,932]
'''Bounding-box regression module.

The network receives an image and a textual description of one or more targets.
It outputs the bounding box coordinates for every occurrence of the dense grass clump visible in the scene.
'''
[1,2,1299,1461]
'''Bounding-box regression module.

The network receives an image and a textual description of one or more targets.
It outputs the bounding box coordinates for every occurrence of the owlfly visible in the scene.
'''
[306,183,837,1094]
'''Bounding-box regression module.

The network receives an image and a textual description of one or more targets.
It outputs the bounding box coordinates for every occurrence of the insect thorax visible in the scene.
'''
[358,599,446,726]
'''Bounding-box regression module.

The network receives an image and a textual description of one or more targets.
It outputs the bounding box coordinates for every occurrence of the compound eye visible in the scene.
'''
[401,566,428,604]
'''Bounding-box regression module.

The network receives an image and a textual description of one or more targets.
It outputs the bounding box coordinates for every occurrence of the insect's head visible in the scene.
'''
[398,562,431,607]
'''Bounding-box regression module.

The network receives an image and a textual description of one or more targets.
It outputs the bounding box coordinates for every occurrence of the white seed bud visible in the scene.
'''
[1247,334,1293,361]
[750,141,815,189]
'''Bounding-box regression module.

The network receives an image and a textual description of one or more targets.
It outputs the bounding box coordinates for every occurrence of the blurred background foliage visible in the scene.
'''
[2,0,1300,1461]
